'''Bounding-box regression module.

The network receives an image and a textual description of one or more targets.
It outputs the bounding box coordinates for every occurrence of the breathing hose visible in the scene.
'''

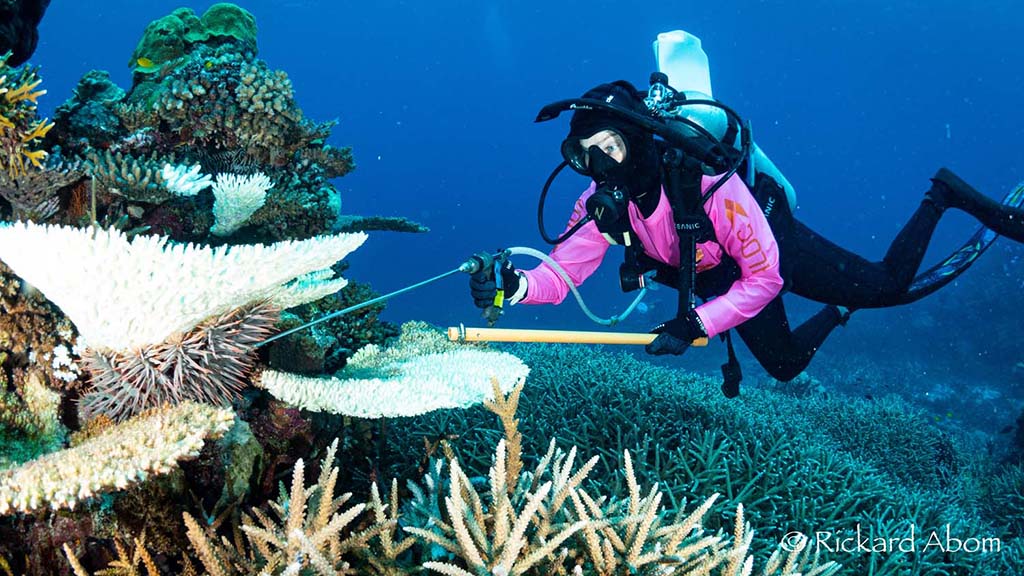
[504,246,648,326]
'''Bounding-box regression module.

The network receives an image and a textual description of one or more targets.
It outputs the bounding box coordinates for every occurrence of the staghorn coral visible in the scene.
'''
[257,323,530,418]
[0,401,234,515]
[0,53,52,178]
[179,381,839,575]
[375,343,1019,574]
[209,171,272,236]
[64,533,160,576]
[403,380,840,576]
[184,437,386,576]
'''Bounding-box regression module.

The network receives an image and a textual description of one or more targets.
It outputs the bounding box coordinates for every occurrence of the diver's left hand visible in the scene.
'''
[646,310,707,356]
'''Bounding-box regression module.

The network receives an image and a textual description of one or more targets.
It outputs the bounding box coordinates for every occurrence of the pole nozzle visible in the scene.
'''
[459,251,496,275]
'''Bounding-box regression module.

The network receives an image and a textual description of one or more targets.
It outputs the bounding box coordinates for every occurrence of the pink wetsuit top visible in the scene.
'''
[519,173,783,338]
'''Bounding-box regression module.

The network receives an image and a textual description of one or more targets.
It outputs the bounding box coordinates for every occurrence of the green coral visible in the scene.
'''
[128,7,196,71]
[129,4,257,73]
[196,3,258,49]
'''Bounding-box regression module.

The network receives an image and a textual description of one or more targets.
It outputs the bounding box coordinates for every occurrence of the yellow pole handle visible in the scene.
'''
[448,325,708,346]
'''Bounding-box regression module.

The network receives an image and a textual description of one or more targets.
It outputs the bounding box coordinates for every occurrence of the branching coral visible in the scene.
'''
[64,533,160,576]
[160,162,212,197]
[209,171,272,236]
[404,381,840,576]
[180,380,838,575]
[376,343,1019,574]
[84,149,177,204]
[0,401,234,515]
[184,437,386,575]
[0,53,53,178]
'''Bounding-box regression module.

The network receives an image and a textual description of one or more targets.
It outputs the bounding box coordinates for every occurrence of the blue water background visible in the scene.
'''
[31,1,1024,423]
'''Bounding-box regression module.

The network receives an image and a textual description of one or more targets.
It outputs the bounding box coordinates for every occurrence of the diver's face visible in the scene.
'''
[579,130,627,167]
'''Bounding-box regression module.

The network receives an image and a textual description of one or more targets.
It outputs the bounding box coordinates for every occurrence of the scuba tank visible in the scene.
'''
[652,30,798,210]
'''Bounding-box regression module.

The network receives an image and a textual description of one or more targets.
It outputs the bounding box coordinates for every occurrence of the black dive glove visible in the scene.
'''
[646,309,707,356]
[470,258,522,309]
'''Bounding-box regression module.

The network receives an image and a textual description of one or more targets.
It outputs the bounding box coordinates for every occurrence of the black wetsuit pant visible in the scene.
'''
[697,189,944,382]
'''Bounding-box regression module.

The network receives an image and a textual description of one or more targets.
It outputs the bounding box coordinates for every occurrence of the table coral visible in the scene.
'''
[258,323,530,418]
[0,221,367,421]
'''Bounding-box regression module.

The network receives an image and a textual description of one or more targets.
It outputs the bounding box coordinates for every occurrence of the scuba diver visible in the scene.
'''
[469,77,1024,397]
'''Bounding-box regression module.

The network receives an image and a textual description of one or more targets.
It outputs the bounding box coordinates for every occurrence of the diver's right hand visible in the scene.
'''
[469,258,522,309]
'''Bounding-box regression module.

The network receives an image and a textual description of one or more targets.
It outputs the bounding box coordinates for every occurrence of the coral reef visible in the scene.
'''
[0,260,81,391]
[0,401,234,514]
[376,344,1024,574]
[175,382,839,575]
[129,4,257,73]
[42,4,424,245]
[0,157,83,221]
[0,5,426,573]
[268,276,400,375]
[0,222,365,351]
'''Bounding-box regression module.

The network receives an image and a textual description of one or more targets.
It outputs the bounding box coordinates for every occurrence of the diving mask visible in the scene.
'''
[560,129,629,176]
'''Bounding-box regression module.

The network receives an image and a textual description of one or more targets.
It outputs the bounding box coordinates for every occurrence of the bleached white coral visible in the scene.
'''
[258,348,530,418]
[209,172,273,236]
[274,269,349,311]
[161,163,213,196]
[50,344,81,383]
[0,402,234,515]
[0,222,367,351]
